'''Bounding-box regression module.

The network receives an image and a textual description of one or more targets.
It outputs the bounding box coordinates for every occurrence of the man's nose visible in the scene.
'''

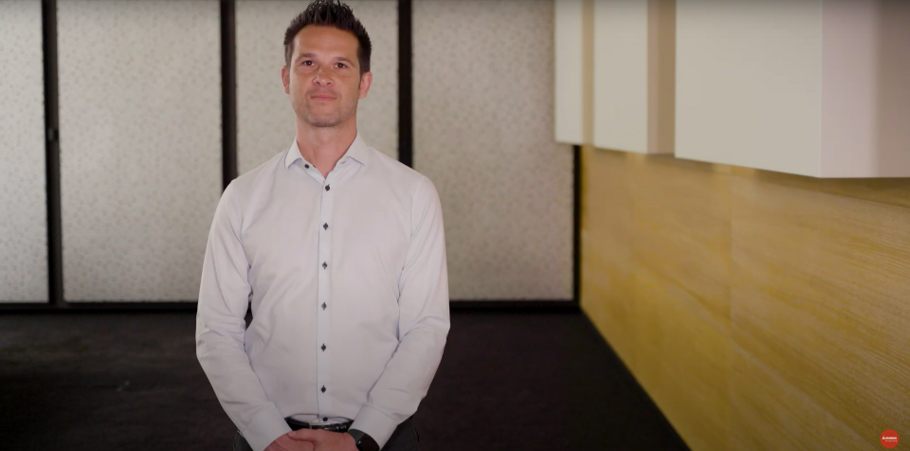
[313,67,333,86]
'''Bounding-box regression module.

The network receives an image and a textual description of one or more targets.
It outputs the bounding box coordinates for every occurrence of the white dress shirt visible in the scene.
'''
[195,134,450,451]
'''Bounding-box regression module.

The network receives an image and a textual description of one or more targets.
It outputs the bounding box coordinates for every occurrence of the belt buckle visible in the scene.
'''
[309,420,333,431]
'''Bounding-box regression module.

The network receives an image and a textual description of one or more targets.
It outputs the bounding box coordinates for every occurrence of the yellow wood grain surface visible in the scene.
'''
[581,146,910,450]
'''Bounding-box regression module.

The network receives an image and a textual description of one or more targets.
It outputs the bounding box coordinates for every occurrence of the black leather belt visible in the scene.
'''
[285,417,353,433]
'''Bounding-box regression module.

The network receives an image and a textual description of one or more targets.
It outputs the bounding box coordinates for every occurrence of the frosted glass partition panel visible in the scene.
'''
[237,0,398,174]
[58,1,222,301]
[0,1,48,303]
[414,0,573,301]
[676,0,910,177]
[593,0,674,154]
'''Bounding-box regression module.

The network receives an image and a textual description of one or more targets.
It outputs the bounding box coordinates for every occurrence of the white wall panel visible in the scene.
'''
[0,1,48,303]
[676,0,823,175]
[676,0,910,177]
[820,0,910,177]
[554,0,585,144]
[592,0,674,155]
[58,1,222,301]
[414,0,573,301]
[236,0,398,174]
[593,0,649,153]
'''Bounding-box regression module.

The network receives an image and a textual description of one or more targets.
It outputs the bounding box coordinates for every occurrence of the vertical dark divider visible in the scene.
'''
[42,0,64,308]
[397,0,413,168]
[573,145,582,306]
[222,0,238,188]
[222,0,244,319]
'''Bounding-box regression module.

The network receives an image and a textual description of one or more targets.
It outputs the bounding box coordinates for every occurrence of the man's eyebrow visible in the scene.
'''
[296,53,355,65]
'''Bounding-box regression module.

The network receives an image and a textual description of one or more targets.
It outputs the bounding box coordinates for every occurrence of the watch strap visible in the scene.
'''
[347,428,380,451]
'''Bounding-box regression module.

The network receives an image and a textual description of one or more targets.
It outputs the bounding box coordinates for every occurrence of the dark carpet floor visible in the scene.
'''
[0,311,689,451]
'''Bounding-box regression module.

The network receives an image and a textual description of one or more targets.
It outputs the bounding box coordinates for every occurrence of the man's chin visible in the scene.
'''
[305,115,341,128]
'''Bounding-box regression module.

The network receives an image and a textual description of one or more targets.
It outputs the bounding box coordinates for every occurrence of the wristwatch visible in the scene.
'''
[347,429,380,451]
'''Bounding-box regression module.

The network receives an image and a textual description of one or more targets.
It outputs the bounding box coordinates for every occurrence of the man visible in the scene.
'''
[195,1,450,450]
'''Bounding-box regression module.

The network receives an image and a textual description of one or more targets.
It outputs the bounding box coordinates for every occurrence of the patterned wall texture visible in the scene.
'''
[0,1,48,303]
[236,0,398,174]
[413,0,574,300]
[58,1,222,301]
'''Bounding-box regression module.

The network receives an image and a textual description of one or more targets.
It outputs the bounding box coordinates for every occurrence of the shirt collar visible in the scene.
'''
[284,133,371,169]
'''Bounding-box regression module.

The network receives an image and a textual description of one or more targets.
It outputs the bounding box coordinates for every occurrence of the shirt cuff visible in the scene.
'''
[242,406,292,451]
[350,405,399,449]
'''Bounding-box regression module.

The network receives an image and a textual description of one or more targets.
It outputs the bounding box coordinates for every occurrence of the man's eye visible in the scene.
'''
[302,60,313,66]
[336,63,347,68]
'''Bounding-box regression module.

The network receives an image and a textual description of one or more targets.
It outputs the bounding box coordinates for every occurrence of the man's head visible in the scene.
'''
[281,0,372,128]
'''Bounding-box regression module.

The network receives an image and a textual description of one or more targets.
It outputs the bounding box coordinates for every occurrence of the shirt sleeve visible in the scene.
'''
[350,176,451,448]
[195,182,291,451]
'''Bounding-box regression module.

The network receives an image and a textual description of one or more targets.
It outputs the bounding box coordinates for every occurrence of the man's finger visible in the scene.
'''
[287,429,324,442]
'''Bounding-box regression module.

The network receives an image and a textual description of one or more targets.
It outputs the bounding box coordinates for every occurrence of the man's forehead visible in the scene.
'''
[293,26,359,53]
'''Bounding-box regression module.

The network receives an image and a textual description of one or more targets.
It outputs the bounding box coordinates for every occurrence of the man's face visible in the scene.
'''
[281,25,372,128]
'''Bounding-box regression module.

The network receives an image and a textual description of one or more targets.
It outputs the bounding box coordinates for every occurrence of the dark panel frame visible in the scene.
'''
[397,0,413,168]
[1,0,580,314]
[43,0,63,308]
[222,0,238,189]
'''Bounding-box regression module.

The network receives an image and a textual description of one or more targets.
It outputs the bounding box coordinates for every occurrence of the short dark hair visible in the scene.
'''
[283,0,372,74]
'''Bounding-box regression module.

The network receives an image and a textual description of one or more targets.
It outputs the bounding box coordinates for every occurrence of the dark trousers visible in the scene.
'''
[233,417,419,451]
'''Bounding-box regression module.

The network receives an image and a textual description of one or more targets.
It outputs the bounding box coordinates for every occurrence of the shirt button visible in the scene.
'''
[323,223,329,230]
[322,302,327,310]
[321,344,326,351]
[323,417,328,421]
[304,164,310,169]
[325,185,330,191]
[321,386,326,393]
[322,262,328,269]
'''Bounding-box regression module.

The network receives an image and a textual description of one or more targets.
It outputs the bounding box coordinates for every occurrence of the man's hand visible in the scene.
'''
[264,433,317,451]
[287,429,359,451]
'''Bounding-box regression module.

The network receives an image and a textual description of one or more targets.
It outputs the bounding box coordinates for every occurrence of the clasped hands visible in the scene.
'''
[265,429,359,451]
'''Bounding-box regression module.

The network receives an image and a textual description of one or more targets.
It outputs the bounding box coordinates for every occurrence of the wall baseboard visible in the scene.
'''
[0,299,578,314]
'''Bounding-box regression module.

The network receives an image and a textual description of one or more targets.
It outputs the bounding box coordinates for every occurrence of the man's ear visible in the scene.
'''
[358,71,372,99]
[281,65,290,94]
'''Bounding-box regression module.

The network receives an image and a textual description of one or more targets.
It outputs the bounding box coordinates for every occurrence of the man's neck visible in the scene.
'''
[295,119,358,178]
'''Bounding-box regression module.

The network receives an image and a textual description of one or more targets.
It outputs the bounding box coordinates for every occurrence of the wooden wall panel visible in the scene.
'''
[582,146,910,450]
[731,178,910,448]
[583,148,733,450]
[730,346,872,450]
[630,155,731,326]
[581,147,636,366]
[631,266,732,451]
